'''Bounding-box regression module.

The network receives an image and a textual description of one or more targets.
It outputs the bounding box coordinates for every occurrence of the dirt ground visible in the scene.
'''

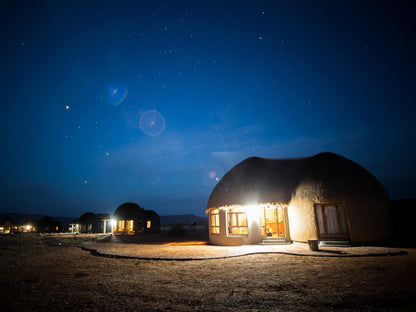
[1,234,415,311]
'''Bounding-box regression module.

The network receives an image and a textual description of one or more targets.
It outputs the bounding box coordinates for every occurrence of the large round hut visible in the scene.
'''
[206,152,391,246]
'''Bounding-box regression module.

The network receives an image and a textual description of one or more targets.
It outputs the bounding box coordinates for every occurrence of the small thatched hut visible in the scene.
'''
[72,212,99,233]
[206,152,391,246]
[112,202,160,235]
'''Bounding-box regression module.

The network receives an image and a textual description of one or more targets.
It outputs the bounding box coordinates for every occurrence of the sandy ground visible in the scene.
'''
[1,233,415,311]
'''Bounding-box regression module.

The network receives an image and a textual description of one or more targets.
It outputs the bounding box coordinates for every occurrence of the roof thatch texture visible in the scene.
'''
[114,202,144,219]
[207,152,389,211]
[77,212,98,223]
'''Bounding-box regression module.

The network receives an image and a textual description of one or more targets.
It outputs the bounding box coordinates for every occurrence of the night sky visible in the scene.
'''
[1,1,415,218]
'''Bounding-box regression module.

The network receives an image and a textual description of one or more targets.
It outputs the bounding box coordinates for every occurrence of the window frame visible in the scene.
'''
[210,209,220,235]
[314,202,349,239]
[227,208,248,236]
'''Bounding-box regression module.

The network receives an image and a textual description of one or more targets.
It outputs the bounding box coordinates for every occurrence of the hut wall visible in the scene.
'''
[288,181,324,242]
[208,207,262,246]
[345,198,391,243]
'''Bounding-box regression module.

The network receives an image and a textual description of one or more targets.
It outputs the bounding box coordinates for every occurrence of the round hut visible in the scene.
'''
[143,209,161,232]
[113,202,145,235]
[77,212,99,233]
[206,152,391,246]
[112,202,160,235]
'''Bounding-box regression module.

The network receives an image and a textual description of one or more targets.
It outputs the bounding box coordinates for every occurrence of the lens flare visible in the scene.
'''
[105,82,128,106]
[139,110,166,136]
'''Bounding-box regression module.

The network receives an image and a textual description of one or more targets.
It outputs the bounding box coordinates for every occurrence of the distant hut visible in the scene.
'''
[112,202,160,235]
[96,213,112,234]
[143,210,161,232]
[72,212,100,233]
[37,217,62,233]
[206,152,391,246]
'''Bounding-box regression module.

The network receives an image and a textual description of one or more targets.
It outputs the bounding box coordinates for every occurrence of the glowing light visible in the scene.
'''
[139,110,166,136]
[164,241,207,246]
[110,219,116,227]
[26,225,31,231]
[65,105,70,110]
[105,82,128,106]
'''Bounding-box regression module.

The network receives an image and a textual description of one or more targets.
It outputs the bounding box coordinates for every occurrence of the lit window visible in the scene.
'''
[146,220,151,229]
[118,220,125,231]
[227,208,248,236]
[126,220,134,232]
[210,209,220,234]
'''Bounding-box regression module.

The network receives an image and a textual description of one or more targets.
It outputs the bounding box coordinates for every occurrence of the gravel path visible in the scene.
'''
[81,241,407,260]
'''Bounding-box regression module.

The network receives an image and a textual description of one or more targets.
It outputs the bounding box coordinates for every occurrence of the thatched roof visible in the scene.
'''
[78,212,98,223]
[144,209,160,222]
[114,202,144,219]
[207,152,389,211]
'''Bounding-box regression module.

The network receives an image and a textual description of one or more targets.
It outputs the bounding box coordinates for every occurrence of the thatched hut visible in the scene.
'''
[73,212,99,233]
[143,209,161,232]
[112,202,160,235]
[206,152,391,246]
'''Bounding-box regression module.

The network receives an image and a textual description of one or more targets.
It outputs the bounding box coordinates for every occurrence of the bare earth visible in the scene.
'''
[1,234,415,311]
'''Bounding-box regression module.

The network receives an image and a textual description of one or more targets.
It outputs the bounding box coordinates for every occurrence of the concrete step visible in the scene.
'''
[319,239,351,247]
[259,238,289,245]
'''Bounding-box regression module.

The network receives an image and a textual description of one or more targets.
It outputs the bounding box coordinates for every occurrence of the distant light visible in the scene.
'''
[65,105,70,110]
[110,219,116,226]
[26,225,31,231]
[84,180,87,184]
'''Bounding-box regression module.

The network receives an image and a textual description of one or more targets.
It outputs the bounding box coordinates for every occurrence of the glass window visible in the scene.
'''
[147,220,151,229]
[126,220,134,232]
[210,209,220,234]
[337,204,348,234]
[118,220,125,231]
[227,208,248,236]
[315,204,325,235]
[315,203,349,239]
[324,205,338,234]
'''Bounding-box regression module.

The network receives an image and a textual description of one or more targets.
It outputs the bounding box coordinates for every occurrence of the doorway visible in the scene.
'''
[261,205,286,238]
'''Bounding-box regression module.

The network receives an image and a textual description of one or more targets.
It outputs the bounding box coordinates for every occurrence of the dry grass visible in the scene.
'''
[1,234,415,311]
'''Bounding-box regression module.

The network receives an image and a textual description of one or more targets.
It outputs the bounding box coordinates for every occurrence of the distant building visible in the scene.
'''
[112,202,160,235]
[37,217,62,233]
[206,152,391,246]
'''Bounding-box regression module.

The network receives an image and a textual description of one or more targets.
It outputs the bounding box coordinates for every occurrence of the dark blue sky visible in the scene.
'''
[1,1,415,218]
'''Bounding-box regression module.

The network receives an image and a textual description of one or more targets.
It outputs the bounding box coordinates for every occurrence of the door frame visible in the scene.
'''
[261,204,286,238]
